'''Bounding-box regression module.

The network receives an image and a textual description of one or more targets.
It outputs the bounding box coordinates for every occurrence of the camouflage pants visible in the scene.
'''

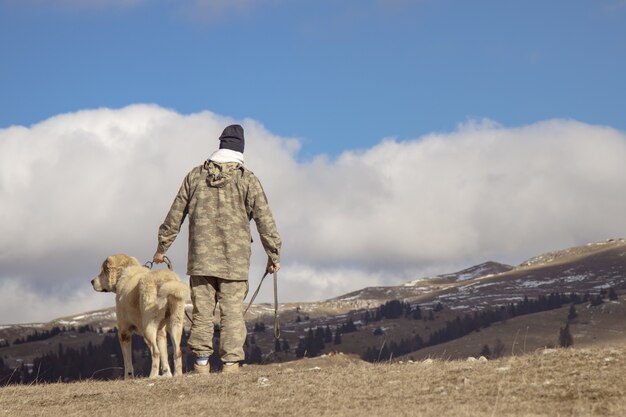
[188,276,248,363]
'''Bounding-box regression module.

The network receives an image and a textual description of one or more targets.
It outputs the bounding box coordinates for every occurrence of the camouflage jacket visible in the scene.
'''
[157,160,281,280]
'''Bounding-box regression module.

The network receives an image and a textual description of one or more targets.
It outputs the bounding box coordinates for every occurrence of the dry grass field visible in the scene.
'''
[1,346,624,417]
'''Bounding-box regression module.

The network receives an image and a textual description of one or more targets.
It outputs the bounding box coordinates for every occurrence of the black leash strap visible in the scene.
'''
[244,271,281,340]
[244,272,268,315]
[272,271,280,339]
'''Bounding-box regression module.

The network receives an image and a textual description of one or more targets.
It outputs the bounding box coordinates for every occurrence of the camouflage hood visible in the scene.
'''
[204,160,242,188]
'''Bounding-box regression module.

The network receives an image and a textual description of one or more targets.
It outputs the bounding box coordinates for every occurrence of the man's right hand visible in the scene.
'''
[153,252,165,264]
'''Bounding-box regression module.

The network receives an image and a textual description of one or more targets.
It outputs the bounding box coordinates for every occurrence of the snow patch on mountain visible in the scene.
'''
[403,261,513,286]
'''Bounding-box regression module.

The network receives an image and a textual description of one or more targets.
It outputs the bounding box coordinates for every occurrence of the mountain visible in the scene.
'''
[1,238,625,378]
[331,238,626,311]
[328,261,515,306]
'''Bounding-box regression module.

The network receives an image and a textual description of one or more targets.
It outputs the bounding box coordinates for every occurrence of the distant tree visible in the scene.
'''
[254,322,266,332]
[590,294,604,307]
[314,327,326,354]
[403,302,413,317]
[77,325,91,334]
[434,302,444,312]
[334,330,342,345]
[480,344,491,359]
[363,347,376,362]
[0,356,10,381]
[567,304,578,322]
[244,335,263,364]
[274,339,281,353]
[411,305,422,320]
[492,339,506,358]
[559,324,573,348]
[608,287,618,301]
[379,300,404,319]
[373,327,384,336]
[248,344,263,364]
[296,316,301,323]
[304,328,324,358]
[324,325,333,343]
[295,337,306,358]
[281,339,290,352]
[362,342,391,363]
[362,311,371,324]
[428,310,435,321]
[341,319,357,334]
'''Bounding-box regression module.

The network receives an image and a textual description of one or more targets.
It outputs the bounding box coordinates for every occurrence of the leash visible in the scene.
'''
[144,256,173,271]
[244,271,281,340]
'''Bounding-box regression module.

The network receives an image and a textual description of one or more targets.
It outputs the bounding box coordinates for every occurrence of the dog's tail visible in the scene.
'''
[159,280,189,303]
[159,281,190,327]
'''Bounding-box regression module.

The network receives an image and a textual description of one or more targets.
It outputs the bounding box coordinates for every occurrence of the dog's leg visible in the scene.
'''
[168,317,184,376]
[144,323,161,378]
[157,325,172,377]
[118,330,134,379]
[165,286,187,376]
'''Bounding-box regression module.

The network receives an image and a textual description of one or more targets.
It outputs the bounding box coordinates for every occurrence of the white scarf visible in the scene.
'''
[209,149,244,165]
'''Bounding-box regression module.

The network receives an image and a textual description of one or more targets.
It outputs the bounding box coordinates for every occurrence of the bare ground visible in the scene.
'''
[1,346,625,417]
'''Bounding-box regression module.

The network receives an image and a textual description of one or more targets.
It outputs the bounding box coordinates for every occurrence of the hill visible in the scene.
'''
[1,346,625,417]
[396,297,626,361]
[1,238,625,377]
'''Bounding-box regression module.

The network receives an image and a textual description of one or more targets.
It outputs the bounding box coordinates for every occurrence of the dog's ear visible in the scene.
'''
[103,255,122,291]
[117,255,139,269]
[103,256,113,273]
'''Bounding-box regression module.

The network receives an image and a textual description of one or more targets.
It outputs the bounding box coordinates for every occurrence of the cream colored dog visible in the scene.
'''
[91,254,189,379]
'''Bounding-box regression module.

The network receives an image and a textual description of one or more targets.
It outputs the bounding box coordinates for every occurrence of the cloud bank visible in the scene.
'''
[1,105,625,323]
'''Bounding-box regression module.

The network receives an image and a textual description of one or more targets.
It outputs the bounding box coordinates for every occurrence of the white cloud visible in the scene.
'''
[0,279,112,325]
[1,105,626,324]
[278,118,626,268]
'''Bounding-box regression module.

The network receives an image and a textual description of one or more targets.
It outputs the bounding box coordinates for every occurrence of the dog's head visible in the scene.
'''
[91,254,141,293]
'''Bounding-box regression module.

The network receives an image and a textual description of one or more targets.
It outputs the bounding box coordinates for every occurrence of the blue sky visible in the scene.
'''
[1,0,625,157]
[2,1,626,323]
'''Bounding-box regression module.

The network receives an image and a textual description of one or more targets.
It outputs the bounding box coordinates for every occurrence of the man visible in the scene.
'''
[153,124,281,374]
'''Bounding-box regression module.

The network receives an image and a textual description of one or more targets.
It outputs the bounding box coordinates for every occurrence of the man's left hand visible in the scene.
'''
[266,258,280,274]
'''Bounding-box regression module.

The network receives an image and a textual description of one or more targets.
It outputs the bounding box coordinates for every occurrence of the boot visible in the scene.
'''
[193,363,210,375]
[222,362,240,374]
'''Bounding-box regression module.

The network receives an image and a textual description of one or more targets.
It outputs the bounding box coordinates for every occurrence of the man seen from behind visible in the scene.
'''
[153,124,281,374]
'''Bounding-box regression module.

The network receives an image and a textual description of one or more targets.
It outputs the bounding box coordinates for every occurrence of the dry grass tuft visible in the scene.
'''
[1,347,624,416]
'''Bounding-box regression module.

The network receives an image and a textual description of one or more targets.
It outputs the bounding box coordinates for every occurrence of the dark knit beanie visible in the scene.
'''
[218,124,245,153]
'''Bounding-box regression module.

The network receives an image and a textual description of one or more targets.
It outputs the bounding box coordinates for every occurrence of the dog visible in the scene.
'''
[91,254,189,379]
